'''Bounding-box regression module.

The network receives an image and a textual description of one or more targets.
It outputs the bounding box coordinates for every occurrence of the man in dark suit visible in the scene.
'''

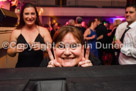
[95,17,107,65]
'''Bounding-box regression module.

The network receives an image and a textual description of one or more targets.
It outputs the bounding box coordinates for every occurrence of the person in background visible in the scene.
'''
[7,3,52,67]
[50,23,58,38]
[103,20,121,65]
[95,17,107,65]
[44,24,50,32]
[9,0,18,12]
[107,19,121,65]
[75,16,86,35]
[47,26,93,67]
[108,20,121,39]
[68,19,75,26]
[84,19,98,58]
[114,4,136,65]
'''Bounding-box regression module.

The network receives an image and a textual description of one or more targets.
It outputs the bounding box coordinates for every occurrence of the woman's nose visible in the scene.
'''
[28,14,32,18]
[64,48,71,55]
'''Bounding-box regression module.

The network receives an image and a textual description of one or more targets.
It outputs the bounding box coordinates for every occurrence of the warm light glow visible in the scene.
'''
[0,0,7,1]
[111,17,125,23]
[65,21,69,25]
[81,21,86,27]
[53,19,56,23]
[39,8,43,15]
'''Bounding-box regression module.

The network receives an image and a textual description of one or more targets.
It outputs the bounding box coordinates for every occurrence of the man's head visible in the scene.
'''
[94,17,102,26]
[68,19,75,26]
[76,16,83,24]
[125,4,136,25]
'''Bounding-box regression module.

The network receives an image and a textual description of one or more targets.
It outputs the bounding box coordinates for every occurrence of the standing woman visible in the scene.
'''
[7,3,52,67]
[84,19,98,58]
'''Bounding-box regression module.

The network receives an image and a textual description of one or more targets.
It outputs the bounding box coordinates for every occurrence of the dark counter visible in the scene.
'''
[0,65,136,91]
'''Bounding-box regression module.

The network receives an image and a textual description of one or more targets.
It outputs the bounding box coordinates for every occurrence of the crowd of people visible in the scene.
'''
[47,17,122,66]
[7,2,136,68]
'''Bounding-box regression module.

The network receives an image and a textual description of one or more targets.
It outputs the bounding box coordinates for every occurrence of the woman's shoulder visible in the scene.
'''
[9,29,21,41]
[11,29,21,37]
[87,28,91,34]
[37,26,52,42]
[38,26,49,32]
[38,26,50,36]
[85,28,91,33]
[86,28,90,31]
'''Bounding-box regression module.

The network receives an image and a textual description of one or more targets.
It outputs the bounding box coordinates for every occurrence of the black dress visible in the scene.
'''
[16,33,45,68]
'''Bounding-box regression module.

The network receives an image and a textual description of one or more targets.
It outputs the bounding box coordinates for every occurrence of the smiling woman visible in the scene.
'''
[7,3,52,68]
[23,7,37,26]
[47,26,93,67]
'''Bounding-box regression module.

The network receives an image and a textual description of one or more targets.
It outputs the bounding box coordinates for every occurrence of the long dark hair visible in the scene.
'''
[88,19,95,28]
[16,3,41,29]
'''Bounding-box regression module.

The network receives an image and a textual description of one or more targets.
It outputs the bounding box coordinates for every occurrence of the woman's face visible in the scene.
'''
[93,21,97,29]
[54,33,83,67]
[23,7,37,26]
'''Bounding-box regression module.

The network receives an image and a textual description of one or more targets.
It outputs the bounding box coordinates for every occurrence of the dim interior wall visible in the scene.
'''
[37,7,125,17]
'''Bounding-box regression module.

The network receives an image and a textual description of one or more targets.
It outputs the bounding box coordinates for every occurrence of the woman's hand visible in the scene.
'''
[78,46,93,67]
[30,42,46,51]
[31,42,40,51]
[15,43,26,53]
[47,47,62,67]
[113,40,123,49]
[47,45,93,68]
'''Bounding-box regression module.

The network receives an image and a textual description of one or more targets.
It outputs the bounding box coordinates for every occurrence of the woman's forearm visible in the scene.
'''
[7,48,16,57]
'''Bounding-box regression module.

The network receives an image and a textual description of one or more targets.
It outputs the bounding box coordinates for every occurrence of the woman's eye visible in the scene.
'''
[31,13,36,15]
[58,44,65,49]
[24,13,29,15]
[70,43,78,49]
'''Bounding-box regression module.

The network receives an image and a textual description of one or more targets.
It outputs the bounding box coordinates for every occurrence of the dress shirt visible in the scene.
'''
[115,22,128,40]
[119,21,136,65]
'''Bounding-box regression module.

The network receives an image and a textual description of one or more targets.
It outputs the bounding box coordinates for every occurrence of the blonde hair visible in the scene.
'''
[114,19,121,27]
